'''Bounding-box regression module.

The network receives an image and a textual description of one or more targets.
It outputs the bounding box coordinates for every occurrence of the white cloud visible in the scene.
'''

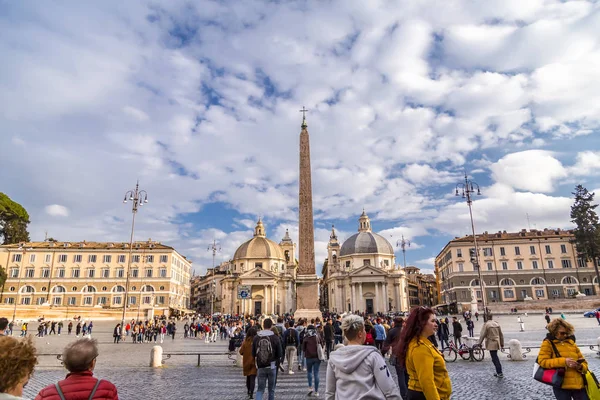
[45,204,69,217]
[490,150,567,193]
[568,151,600,176]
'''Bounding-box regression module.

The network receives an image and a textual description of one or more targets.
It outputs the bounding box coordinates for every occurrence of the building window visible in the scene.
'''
[487,262,493,271]
[146,255,154,263]
[146,269,153,278]
[10,268,19,278]
[45,254,51,263]
[561,244,567,254]
[57,268,65,278]
[87,269,95,278]
[578,258,586,268]
[545,245,551,254]
[29,254,36,263]
[457,249,462,258]
[158,296,165,304]
[160,268,167,277]
[552,289,560,297]
[458,263,463,272]
[42,269,50,278]
[88,255,97,263]
[97,297,107,305]
[83,297,93,305]
[21,297,31,305]
[59,254,67,263]
[517,261,523,270]
[255,263,263,269]
[12,254,22,263]
[67,297,76,305]
[503,289,515,299]
[363,259,370,266]
[102,269,109,278]
[532,277,544,285]
[562,260,572,268]
[129,296,136,305]
[514,247,521,256]
[384,260,389,267]
[345,261,350,269]
[548,260,554,269]
[501,262,508,270]
[567,288,577,296]
[72,269,80,278]
[113,296,122,305]
[118,255,126,263]
[74,254,82,263]
[132,269,139,278]
[36,297,45,305]
[160,255,168,263]
[532,260,539,269]
[5,298,14,304]
[563,276,576,284]
[54,297,62,306]
[535,289,545,298]
[103,255,111,263]
[132,255,140,263]
[499,247,506,256]
[483,248,493,257]
[117,268,124,278]
[530,246,536,255]
[25,268,34,278]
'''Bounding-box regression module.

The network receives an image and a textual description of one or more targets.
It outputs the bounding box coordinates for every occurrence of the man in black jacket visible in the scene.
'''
[252,318,283,400]
[333,316,343,345]
[323,319,334,359]
[452,317,463,346]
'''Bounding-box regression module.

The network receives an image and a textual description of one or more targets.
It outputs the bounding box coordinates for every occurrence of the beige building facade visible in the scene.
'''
[0,240,192,317]
[435,228,598,307]
[322,212,409,314]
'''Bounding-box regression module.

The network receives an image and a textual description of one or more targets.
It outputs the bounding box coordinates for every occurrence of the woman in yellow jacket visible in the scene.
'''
[395,307,452,400]
[538,318,588,400]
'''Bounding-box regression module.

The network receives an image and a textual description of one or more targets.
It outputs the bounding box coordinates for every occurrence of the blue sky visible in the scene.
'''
[1,1,600,275]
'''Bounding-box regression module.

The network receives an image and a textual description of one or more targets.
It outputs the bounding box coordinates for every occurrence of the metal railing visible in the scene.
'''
[161,351,237,367]
[500,344,600,360]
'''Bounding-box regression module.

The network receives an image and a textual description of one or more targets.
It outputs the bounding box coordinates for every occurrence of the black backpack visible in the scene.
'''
[299,328,306,343]
[256,336,273,366]
[286,329,297,346]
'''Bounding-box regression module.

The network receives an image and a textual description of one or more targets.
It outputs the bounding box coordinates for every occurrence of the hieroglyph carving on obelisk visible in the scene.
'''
[298,106,316,276]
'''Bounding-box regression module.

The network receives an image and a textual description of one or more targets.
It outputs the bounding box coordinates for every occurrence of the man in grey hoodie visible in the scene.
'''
[326,315,401,400]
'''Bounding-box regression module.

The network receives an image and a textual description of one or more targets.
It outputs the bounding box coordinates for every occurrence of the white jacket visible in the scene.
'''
[325,345,401,400]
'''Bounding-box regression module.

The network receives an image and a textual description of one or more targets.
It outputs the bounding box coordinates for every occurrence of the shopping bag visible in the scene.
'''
[585,370,600,400]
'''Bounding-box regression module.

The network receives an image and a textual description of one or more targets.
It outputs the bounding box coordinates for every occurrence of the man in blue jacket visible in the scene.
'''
[374,318,386,352]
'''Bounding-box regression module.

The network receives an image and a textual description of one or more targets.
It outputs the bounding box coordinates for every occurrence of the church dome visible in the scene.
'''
[339,211,394,256]
[233,219,285,260]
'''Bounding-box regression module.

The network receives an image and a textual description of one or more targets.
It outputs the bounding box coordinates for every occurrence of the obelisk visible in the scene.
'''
[294,107,321,321]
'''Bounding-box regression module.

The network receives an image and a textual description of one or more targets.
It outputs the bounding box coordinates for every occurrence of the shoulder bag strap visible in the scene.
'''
[54,383,67,400]
[548,340,562,358]
[88,379,102,400]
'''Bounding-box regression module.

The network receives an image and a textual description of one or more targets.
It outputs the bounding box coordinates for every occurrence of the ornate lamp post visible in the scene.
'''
[396,235,411,269]
[120,182,148,331]
[207,240,221,316]
[455,173,487,320]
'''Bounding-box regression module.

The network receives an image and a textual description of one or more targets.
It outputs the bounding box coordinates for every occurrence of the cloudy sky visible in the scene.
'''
[1,1,600,275]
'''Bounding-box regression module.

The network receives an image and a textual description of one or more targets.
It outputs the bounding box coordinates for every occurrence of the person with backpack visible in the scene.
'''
[466,318,475,337]
[333,316,343,345]
[364,323,375,346]
[34,338,119,400]
[303,324,325,397]
[296,319,308,372]
[252,318,282,400]
[282,322,299,374]
[323,319,335,359]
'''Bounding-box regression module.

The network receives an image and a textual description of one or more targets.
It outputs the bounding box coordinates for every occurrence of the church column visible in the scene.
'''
[375,282,381,313]
[394,283,400,312]
[272,285,276,314]
[263,285,267,315]
[358,283,363,312]
[350,283,355,312]
[383,282,388,312]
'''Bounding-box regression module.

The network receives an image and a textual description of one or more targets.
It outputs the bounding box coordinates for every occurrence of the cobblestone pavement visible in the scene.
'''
[11,313,600,399]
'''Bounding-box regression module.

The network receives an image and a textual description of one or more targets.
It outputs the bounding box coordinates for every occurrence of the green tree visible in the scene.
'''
[0,266,6,302]
[0,192,30,244]
[570,185,600,292]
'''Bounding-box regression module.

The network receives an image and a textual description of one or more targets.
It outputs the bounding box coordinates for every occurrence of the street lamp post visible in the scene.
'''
[120,182,148,332]
[455,173,487,321]
[207,240,221,317]
[396,235,411,269]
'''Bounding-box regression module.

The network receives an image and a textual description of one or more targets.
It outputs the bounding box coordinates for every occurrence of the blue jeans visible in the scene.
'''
[298,349,306,369]
[256,366,276,400]
[306,358,321,392]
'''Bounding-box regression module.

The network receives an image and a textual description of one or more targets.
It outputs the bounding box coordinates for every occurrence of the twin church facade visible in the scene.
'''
[200,211,410,315]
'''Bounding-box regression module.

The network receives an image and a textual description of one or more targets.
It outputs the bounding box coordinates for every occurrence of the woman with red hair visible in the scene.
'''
[395,307,451,400]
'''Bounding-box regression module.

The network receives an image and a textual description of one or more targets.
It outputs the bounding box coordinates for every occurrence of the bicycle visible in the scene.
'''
[441,335,485,362]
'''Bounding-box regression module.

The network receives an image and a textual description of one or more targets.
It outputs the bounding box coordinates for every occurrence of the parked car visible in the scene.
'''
[583,308,600,318]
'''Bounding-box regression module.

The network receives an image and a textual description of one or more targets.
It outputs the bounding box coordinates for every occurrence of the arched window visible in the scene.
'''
[470,279,480,287]
[83,285,96,293]
[499,278,515,286]
[142,285,154,292]
[20,285,35,293]
[52,286,66,293]
[562,276,578,285]
[112,285,126,293]
[531,277,545,285]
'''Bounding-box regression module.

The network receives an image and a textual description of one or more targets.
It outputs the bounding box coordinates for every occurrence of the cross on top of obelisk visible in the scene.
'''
[299,106,309,128]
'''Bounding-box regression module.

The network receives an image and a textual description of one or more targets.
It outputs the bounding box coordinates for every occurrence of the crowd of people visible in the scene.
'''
[0,308,597,400]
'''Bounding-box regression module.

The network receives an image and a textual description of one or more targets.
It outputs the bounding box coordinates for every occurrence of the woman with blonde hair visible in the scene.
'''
[395,307,451,400]
[325,314,400,399]
[0,336,37,399]
[538,318,588,400]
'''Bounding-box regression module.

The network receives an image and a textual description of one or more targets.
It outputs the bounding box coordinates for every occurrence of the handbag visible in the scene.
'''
[585,370,600,400]
[317,340,326,361]
[533,339,565,388]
